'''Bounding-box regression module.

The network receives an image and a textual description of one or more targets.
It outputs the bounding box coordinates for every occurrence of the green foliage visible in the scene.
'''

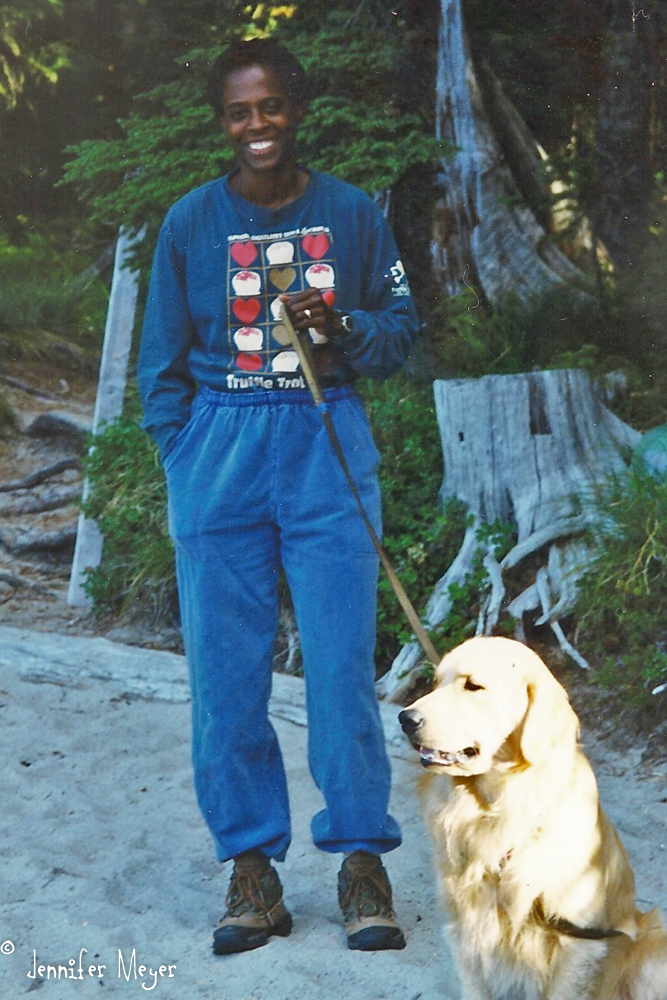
[575,469,667,706]
[0,231,108,364]
[360,376,467,671]
[61,54,234,268]
[281,7,444,192]
[430,283,658,380]
[0,0,66,108]
[62,5,441,269]
[80,410,176,621]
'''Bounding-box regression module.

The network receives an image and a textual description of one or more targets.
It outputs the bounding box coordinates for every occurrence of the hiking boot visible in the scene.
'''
[212,851,292,955]
[337,851,406,951]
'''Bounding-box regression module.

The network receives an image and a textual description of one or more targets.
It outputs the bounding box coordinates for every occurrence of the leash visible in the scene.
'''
[280,304,440,668]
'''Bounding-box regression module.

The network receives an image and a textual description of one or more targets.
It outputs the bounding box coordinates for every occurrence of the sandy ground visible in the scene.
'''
[0,626,666,1000]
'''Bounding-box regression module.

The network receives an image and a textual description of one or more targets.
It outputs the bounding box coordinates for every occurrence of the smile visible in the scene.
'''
[247,140,275,152]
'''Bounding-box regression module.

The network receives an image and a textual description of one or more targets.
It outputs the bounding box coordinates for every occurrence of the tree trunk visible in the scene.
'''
[431,0,586,304]
[377,369,641,702]
[594,0,656,272]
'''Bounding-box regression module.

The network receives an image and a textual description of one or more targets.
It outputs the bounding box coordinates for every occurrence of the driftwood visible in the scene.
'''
[2,527,78,556]
[0,375,58,400]
[27,411,91,445]
[377,369,641,702]
[1,488,80,517]
[68,227,143,607]
[0,571,57,597]
[0,458,81,493]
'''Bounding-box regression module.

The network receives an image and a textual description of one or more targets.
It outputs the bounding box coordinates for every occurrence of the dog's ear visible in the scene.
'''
[520,670,579,765]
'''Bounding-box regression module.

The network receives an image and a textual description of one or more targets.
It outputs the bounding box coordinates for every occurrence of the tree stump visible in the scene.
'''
[377,369,641,702]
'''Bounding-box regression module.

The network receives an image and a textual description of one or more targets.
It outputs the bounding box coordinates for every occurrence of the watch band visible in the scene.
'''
[328,312,353,340]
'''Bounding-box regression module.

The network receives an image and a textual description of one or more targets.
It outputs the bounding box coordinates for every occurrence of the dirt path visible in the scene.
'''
[0,626,665,1000]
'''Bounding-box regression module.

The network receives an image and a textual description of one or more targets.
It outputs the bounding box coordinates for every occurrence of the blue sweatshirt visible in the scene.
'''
[138,170,419,460]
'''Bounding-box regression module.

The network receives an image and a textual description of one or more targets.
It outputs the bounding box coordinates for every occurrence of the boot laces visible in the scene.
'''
[226,856,275,917]
[340,854,393,917]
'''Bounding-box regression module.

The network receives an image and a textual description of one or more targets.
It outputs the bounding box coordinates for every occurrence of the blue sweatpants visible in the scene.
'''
[163,384,401,863]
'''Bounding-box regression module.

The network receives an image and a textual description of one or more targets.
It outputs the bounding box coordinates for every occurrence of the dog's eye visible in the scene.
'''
[464,678,484,692]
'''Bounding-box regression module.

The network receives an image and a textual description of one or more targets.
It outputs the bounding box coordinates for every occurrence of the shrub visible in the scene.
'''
[430,284,659,382]
[575,468,667,705]
[359,376,467,672]
[80,409,176,622]
[0,231,108,365]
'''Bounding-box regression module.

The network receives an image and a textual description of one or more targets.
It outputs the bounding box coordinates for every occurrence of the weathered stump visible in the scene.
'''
[377,369,641,701]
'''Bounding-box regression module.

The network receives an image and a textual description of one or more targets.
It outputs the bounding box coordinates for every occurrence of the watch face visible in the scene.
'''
[341,314,353,333]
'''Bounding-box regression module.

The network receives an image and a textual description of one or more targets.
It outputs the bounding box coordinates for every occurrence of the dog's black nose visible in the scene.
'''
[398,709,423,735]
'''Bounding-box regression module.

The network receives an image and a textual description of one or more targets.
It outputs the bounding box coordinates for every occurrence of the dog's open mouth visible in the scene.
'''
[418,746,480,768]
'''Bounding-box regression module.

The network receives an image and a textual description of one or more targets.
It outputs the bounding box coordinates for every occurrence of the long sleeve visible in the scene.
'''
[331,208,419,380]
[137,222,198,462]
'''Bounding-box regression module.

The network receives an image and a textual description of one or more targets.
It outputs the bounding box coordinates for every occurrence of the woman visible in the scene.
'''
[138,37,419,955]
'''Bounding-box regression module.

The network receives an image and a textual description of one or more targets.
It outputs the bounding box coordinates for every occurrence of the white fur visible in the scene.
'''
[406,636,667,1000]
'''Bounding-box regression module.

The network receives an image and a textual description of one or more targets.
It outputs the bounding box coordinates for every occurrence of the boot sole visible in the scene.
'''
[212,912,293,955]
[347,925,406,951]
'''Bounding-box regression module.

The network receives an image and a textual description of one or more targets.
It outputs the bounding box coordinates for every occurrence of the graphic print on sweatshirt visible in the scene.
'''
[227,227,336,390]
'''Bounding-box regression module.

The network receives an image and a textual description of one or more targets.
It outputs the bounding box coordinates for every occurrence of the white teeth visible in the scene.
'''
[249,141,273,151]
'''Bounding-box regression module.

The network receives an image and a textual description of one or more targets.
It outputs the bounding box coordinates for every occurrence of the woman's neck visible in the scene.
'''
[231,165,308,210]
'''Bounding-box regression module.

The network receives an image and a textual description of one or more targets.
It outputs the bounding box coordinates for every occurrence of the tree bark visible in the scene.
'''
[431,0,587,304]
[377,369,641,702]
[594,0,656,272]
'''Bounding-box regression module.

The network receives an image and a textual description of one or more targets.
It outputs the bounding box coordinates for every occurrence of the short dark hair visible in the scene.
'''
[206,39,308,117]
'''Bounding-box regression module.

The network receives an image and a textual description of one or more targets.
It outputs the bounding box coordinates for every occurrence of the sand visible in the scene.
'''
[0,625,665,1000]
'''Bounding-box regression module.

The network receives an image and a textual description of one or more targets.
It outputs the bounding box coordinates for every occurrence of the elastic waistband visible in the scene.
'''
[196,383,357,408]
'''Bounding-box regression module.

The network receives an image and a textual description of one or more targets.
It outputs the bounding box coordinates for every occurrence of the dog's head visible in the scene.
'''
[399,636,579,777]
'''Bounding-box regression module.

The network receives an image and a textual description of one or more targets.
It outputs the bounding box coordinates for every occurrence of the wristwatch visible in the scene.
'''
[328,312,354,339]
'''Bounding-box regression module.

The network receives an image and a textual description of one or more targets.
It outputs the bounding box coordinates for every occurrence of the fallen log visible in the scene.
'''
[1,489,81,517]
[0,571,57,597]
[27,411,91,445]
[0,375,58,400]
[2,527,78,556]
[377,369,641,702]
[0,458,81,493]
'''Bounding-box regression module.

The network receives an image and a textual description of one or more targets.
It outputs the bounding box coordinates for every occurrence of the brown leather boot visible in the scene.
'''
[338,851,406,951]
[213,851,292,955]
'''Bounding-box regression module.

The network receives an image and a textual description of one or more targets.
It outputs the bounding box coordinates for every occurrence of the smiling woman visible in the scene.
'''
[137,36,420,959]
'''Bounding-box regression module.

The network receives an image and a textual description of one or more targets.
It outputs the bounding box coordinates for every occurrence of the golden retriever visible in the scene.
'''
[399,636,667,1000]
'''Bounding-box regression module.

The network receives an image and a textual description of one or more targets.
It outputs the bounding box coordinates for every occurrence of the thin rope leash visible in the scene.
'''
[280,304,440,668]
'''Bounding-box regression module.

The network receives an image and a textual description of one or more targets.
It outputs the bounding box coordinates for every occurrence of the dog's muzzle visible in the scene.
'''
[398,709,480,768]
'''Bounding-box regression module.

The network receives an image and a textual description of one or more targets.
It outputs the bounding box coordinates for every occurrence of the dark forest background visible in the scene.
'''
[1,1,666,707]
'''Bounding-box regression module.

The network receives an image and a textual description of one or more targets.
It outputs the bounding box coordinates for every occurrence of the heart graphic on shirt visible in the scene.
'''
[232,298,261,324]
[236,353,263,371]
[269,267,297,291]
[322,290,336,308]
[230,241,258,267]
[302,233,329,259]
[271,324,291,346]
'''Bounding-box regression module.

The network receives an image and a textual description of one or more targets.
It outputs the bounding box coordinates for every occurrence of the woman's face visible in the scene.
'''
[220,63,302,177]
